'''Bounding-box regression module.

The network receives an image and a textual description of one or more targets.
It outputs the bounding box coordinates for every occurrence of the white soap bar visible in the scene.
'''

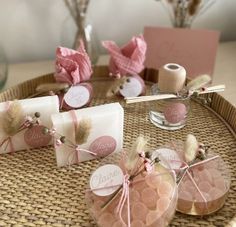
[51,103,124,167]
[0,96,60,154]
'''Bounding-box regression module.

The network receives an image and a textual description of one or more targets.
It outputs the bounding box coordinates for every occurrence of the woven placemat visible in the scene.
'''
[0,73,235,227]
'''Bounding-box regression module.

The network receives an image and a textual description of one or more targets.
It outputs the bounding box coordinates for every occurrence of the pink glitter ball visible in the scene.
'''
[164,102,187,124]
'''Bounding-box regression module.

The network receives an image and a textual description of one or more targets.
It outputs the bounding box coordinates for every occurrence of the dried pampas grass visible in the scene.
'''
[186,74,211,91]
[106,76,128,97]
[2,100,24,136]
[75,118,92,145]
[125,136,148,171]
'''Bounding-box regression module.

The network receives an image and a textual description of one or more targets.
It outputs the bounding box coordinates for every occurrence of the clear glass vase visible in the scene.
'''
[0,46,8,90]
[61,16,99,65]
[149,84,190,130]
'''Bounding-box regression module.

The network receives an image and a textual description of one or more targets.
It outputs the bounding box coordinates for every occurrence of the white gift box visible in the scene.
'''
[51,103,124,167]
[0,96,60,154]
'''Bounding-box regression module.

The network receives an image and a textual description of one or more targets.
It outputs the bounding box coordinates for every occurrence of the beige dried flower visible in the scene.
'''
[2,100,24,136]
[75,118,92,145]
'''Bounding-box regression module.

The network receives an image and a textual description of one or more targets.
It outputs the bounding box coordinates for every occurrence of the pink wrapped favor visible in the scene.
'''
[103,35,147,98]
[153,135,231,215]
[85,139,177,227]
[54,41,93,110]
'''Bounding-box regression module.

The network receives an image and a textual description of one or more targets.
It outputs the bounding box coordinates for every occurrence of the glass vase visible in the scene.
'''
[61,16,99,65]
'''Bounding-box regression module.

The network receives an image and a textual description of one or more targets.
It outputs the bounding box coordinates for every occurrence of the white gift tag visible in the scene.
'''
[64,85,90,108]
[90,164,123,197]
[119,77,143,97]
[152,148,182,170]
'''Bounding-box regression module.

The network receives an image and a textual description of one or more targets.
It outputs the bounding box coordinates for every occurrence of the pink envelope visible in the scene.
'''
[143,27,220,79]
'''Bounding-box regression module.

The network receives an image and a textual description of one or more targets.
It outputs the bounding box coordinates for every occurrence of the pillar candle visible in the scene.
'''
[51,103,124,167]
[0,96,60,154]
[158,63,186,93]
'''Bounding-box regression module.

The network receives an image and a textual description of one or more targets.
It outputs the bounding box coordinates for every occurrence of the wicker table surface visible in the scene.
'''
[0,72,235,227]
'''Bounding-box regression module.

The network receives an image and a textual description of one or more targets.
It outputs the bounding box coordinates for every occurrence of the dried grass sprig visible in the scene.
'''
[125,136,148,171]
[106,76,128,97]
[75,118,92,145]
[2,100,24,136]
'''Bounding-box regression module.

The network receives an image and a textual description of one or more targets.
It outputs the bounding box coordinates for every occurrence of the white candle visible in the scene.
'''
[51,103,124,167]
[158,63,186,93]
[0,96,60,154]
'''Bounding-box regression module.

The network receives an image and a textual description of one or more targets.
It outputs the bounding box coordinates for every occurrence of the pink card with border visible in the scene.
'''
[143,27,220,79]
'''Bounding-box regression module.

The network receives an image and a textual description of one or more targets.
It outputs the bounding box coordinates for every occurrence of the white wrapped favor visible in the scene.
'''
[0,96,60,154]
[51,103,124,167]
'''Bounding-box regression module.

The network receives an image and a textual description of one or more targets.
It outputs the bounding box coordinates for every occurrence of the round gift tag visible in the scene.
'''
[64,84,91,108]
[152,148,182,170]
[119,75,145,97]
[24,125,52,148]
[90,164,123,197]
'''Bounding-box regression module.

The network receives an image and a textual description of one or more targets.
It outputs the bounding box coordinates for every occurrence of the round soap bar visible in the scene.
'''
[164,102,187,124]
[158,63,186,93]
[60,83,93,110]
[119,74,145,98]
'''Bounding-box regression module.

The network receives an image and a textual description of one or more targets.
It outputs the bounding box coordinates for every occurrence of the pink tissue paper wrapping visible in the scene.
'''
[54,41,93,85]
[102,35,147,77]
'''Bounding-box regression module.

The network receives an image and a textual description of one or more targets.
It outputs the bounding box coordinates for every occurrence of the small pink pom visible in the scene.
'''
[164,102,187,124]
[131,202,148,222]
[141,187,158,209]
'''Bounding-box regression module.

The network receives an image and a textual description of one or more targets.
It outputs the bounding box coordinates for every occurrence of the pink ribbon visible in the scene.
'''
[116,174,131,227]
[0,102,34,153]
[64,110,96,165]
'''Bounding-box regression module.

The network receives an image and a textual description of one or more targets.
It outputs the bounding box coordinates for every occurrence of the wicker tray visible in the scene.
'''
[0,66,235,227]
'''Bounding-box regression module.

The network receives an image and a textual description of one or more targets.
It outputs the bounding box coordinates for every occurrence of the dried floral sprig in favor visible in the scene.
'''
[75,118,92,145]
[2,100,24,136]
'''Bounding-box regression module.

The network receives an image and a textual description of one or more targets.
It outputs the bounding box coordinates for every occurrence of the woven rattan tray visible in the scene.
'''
[0,66,235,227]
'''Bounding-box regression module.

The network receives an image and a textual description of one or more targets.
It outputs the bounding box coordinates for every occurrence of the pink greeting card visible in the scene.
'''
[143,27,220,79]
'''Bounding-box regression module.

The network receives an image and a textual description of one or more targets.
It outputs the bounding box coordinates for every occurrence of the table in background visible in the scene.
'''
[4,41,236,107]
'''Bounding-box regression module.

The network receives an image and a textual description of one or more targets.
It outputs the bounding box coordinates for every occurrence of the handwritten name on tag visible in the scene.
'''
[90,164,123,196]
